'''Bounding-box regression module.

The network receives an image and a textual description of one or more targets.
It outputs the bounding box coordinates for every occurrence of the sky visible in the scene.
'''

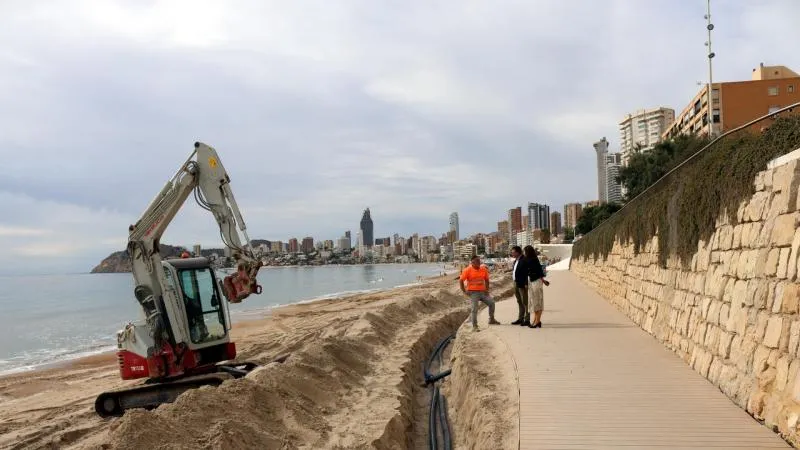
[1,0,799,275]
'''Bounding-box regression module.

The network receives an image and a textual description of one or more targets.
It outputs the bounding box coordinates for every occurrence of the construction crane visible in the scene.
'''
[94,142,263,417]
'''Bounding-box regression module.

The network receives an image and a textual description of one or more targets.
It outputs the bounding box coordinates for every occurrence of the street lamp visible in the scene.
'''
[704,0,716,138]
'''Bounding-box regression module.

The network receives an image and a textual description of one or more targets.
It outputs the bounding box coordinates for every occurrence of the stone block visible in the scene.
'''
[778,356,791,391]
[765,168,775,189]
[765,248,780,277]
[772,213,799,247]
[757,217,777,248]
[789,229,800,282]
[755,311,770,341]
[748,391,767,418]
[781,319,793,352]
[719,303,730,324]
[782,283,800,315]
[720,225,734,251]
[733,224,743,249]
[790,321,800,357]
[778,247,792,279]
[765,317,784,348]
[749,222,764,249]
[754,344,772,373]
[729,252,741,277]
[731,279,748,308]
[719,331,734,359]
[758,367,777,390]
[737,249,752,279]
[791,369,800,402]
[748,191,771,221]
[754,281,769,310]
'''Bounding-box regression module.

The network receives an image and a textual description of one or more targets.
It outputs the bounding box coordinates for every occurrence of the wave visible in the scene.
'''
[0,343,118,377]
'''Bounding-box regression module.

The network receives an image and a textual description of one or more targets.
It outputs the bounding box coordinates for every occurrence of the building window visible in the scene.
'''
[790,85,795,93]
[768,86,779,96]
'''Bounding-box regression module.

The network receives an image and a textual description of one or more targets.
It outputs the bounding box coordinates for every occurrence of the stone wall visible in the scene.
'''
[571,150,800,445]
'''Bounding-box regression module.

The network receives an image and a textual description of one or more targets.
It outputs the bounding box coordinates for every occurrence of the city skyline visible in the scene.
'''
[2,1,797,275]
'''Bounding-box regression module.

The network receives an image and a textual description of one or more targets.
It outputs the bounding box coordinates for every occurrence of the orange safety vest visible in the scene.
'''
[460,265,489,291]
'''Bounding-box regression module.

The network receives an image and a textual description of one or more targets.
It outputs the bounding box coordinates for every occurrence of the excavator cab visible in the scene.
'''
[163,257,231,345]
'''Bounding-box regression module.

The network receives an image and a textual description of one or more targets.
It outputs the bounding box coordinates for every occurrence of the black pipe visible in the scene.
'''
[427,333,457,449]
[438,390,451,450]
[429,385,439,450]
[425,335,452,381]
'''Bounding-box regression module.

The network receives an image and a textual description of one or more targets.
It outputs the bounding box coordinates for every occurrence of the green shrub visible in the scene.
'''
[573,114,800,267]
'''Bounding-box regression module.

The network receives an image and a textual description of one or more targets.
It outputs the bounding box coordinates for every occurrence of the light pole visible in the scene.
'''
[705,0,716,137]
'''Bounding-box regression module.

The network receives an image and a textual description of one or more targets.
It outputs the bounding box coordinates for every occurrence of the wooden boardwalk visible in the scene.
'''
[478,269,790,449]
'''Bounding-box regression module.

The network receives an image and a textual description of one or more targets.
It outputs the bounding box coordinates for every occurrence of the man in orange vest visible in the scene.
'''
[459,255,501,331]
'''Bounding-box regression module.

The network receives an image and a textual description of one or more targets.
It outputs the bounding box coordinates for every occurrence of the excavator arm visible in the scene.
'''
[94,142,263,418]
[126,141,262,355]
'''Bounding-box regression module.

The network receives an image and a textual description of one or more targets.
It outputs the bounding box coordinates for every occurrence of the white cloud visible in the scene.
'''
[0,0,799,274]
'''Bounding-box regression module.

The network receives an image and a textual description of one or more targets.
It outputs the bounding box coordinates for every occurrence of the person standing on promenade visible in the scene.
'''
[459,255,501,331]
[524,245,550,328]
[510,246,531,326]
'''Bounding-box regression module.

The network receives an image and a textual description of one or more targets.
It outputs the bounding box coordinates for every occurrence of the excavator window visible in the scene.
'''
[177,268,227,344]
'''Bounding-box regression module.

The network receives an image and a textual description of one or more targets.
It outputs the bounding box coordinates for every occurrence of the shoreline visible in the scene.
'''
[0,271,474,449]
[0,270,456,380]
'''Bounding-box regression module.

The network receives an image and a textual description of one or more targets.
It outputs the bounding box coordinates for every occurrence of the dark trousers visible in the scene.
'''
[514,285,529,320]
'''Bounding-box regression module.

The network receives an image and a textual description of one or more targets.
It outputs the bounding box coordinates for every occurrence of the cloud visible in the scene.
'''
[0,0,799,274]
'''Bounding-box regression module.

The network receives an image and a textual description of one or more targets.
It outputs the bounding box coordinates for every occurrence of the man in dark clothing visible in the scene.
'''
[510,246,531,326]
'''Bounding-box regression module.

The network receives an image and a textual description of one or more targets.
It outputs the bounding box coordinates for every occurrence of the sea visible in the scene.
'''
[0,263,450,376]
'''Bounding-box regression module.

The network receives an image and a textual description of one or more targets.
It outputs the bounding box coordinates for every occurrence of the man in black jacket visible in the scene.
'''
[510,246,531,326]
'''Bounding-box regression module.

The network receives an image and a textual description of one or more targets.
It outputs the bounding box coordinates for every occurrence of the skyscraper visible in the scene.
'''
[360,208,374,247]
[507,207,522,244]
[619,107,675,164]
[527,203,550,230]
[564,203,583,229]
[550,211,562,236]
[606,153,624,204]
[594,137,609,203]
[449,212,459,242]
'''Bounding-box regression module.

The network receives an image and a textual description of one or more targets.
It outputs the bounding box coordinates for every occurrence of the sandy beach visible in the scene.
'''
[0,270,513,449]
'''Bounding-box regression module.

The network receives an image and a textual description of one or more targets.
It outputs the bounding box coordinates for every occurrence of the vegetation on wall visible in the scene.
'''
[575,203,623,235]
[573,114,800,267]
[617,134,709,201]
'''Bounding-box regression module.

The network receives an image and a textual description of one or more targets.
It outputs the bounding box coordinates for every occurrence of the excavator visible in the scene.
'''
[94,142,264,418]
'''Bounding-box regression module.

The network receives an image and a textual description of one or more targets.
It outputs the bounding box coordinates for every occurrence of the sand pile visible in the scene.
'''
[96,277,513,450]
[442,315,519,450]
[1,273,518,450]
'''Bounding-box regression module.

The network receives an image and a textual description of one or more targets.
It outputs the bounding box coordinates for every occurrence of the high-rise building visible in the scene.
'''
[497,220,509,241]
[193,244,202,256]
[360,208,374,247]
[619,107,675,164]
[564,203,583,229]
[507,207,522,243]
[527,203,550,230]
[449,212,459,242]
[664,64,800,140]
[288,238,299,253]
[336,236,350,251]
[606,153,624,204]
[594,137,609,203]
[301,237,314,253]
[550,211,562,236]
[345,230,352,248]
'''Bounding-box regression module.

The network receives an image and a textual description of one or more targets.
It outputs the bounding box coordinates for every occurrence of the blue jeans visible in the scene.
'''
[469,291,496,327]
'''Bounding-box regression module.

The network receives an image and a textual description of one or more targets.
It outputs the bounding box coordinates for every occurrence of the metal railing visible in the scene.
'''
[577,101,800,242]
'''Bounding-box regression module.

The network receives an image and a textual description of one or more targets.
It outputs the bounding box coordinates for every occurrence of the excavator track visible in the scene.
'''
[94,362,258,418]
